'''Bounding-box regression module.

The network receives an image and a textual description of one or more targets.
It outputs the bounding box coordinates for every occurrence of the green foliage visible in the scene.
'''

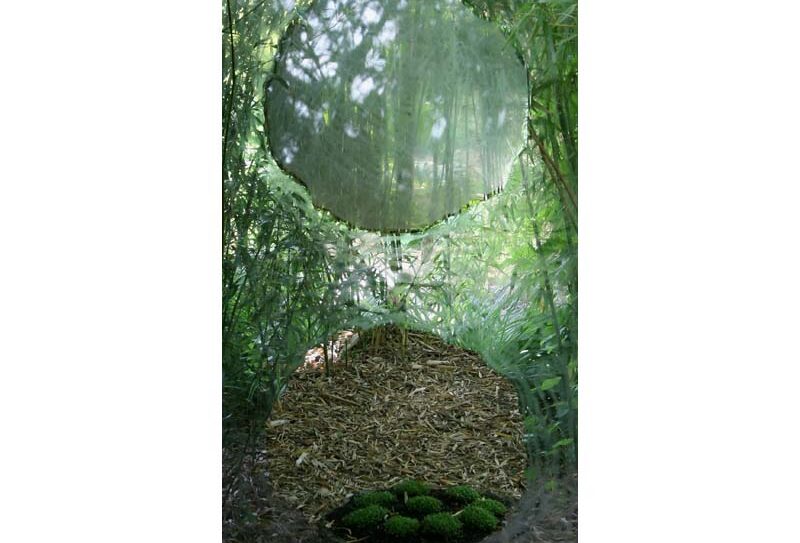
[267,0,527,232]
[540,377,561,392]
[474,498,507,516]
[405,495,443,516]
[353,491,397,508]
[445,485,480,504]
[421,513,463,540]
[392,479,430,498]
[222,0,579,519]
[221,0,382,503]
[459,505,498,533]
[384,515,420,538]
[383,0,579,481]
[341,505,390,531]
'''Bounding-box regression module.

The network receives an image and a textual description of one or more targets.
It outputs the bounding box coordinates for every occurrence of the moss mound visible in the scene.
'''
[341,505,389,531]
[405,495,443,516]
[392,479,430,498]
[459,504,498,533]
[328,480,514,543]
[353,490,397,508]
[445,485,480,504]
[384,515,420,537]
[474,497,507,516]
[421,512,463,540]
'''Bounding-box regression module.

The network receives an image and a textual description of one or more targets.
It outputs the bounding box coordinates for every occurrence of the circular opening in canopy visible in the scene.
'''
[267,0,528,232]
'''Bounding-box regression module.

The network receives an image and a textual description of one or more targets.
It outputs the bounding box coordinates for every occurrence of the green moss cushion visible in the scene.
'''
[392,479,430,498]
[474,497,507,516]
[384,515,420,537]
[421,513,463,540]
[445,485,481,504]
[341,505,390,531]
[353,490,397,508]
[460,504,498,532]
[405,495,443,516]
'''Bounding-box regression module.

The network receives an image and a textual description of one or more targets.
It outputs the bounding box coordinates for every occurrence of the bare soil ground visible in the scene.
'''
[266,325,528,520]
[223,325,576,543]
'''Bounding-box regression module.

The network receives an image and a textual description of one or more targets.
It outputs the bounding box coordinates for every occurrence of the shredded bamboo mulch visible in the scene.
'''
[265,325,528,522]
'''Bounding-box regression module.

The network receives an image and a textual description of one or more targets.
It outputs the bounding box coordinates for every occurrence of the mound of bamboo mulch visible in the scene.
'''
[264,325,528,522]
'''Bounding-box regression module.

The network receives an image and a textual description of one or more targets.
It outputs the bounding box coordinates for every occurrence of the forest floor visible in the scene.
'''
[223,325,576,543]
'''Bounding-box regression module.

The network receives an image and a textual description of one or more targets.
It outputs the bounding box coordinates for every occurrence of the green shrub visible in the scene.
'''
[421,513,462,540]
[341,505,389,531]
[475,497,507,516]
[384,515,420,537]
[353,490,397,508]
[445,485,480,504]
[405,495,443,516]
[392,479,430,497]
[459,505,498,533]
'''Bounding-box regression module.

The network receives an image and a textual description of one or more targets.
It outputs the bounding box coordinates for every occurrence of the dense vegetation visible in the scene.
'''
[265,0,528,231]
[222,0,577,521]
[327,480,510,542]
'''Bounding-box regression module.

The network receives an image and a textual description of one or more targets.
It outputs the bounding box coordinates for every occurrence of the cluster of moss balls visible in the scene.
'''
[336,480,508,541]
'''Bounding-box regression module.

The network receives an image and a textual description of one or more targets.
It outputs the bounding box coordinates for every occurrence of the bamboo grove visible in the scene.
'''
[223,0,577,506]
